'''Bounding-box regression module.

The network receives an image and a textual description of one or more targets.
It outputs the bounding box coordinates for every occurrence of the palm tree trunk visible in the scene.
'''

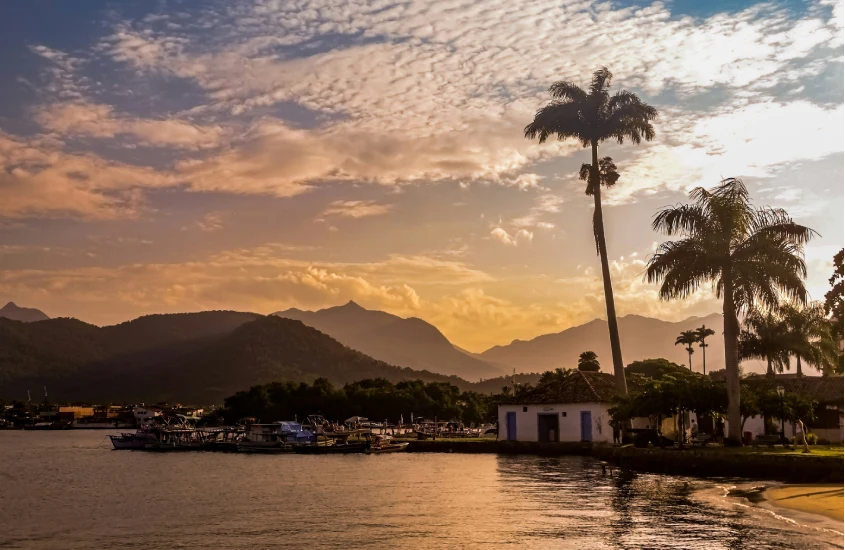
[591,141,627,396]
[702,344,707,375]
[722,276,742,445]
[796,356,802,377]
[688,350,693,370]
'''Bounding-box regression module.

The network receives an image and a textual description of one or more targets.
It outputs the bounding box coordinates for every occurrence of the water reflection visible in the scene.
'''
[0,432,839,550]
[495,455,840,549]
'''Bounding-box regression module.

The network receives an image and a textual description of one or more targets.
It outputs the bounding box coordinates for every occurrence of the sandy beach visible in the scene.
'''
[765,484,844,523]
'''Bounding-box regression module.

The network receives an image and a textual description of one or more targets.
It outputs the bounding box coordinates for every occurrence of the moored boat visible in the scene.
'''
[365,434,409,454]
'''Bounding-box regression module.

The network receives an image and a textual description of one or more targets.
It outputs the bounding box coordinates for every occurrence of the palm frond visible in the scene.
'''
[523,102,588,145]
[646,238,718,300]
[652,203,712,236]
[590,67,613,97]
[548,81,588,102]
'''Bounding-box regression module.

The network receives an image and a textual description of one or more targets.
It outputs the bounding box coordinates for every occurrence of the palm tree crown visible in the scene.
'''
[524,68,657,147]
[738,309,791,377]
[577,351,601,371]
[675,330,697,370]
[524,67,657,397]
[781,301,839,376]
[646,177,815,444]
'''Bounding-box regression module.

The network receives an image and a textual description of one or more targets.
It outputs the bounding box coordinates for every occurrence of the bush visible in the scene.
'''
[805,433,818,445]
[817,437,831,446]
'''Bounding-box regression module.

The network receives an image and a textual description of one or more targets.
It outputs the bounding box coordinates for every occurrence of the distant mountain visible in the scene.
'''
[0,311,466,403]
[0,302,49,322]
[274,301,506,380]
[480,313,726,375]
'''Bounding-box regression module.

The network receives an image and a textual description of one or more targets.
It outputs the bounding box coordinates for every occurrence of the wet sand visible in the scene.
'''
[765,484,844,523]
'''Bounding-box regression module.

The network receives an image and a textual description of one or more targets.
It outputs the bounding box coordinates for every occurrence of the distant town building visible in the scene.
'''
[497,371,618,443]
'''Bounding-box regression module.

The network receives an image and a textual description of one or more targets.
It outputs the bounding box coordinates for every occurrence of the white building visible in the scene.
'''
[497,371,618,443]
[738,376,844,443]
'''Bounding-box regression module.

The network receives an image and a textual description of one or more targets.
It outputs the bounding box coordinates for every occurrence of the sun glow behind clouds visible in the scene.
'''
[0,0,840,349]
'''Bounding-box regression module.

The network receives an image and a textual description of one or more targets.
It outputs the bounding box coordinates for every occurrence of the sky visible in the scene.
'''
[0,0,842,352]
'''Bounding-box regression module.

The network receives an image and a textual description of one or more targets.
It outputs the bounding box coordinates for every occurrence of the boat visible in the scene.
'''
[109,431,157,449]
[364,434,409,454]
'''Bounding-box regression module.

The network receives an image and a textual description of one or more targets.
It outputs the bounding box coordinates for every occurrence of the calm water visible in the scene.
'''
[0,431,841,549]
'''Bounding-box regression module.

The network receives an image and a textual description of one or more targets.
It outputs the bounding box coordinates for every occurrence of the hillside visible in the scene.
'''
[274,301,505,380]
[121,316,462,403]
[0,302,49,322]
[480,313,726,375]
[0,312,466,403]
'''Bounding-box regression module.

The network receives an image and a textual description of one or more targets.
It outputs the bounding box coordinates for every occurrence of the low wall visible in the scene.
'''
[403,440,843,484]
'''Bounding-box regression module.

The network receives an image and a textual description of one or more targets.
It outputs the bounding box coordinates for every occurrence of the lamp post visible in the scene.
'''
[776,385,785,446]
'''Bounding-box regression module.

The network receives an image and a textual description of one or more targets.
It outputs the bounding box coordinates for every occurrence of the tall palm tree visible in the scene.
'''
[738,309,791,377]
[646,178,815,445]
[781,301,838,376]
[675,330,697,370]
[695,325,716,374]
[577,351,601,371]
[525,67,658,395]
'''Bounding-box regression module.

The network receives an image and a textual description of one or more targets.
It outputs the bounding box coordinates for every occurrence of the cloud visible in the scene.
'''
[320,200,392,219]
[491,227,534,246]
[196,211,224,232]
[0,132,170,219]
[35,101,224,150]
[7,0,839,216]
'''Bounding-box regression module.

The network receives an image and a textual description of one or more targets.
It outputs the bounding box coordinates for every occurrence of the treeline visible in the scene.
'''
[223,378,494,424]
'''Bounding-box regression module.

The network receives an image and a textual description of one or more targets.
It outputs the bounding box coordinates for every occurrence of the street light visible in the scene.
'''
[776,385,785,446]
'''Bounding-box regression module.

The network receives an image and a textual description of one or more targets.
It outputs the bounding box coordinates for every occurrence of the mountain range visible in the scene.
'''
[0,312,464,404]
[480,313,726,375]
[0,299,733,404]
[274,301,506,380]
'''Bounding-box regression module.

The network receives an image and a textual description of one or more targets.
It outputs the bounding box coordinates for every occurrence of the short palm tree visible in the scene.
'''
[646,178,815,444]
[525,67,657,396]
[577,351,601,372]
[738,309,791,377]
[781,301,839,376]
[695,325,716,374]
[675,330,697,370]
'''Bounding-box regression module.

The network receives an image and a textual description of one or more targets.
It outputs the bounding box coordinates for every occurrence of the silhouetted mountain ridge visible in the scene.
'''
[480,313,725,374]
[274,301,505,380]
[0,302,49,322]
[0,311,464,403]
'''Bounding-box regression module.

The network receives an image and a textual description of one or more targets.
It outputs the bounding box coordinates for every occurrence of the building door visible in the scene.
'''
[537,413,559,442]
[506,412,517,441]
[580,411,592,442]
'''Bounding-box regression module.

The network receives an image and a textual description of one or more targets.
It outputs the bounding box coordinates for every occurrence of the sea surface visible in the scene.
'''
[0,431,841,549]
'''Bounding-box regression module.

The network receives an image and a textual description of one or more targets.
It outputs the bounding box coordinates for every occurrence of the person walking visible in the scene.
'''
[612,422,621,445]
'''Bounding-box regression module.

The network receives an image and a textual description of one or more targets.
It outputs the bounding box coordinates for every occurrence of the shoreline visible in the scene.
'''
[400,439,844,484]
[764,484,844,524]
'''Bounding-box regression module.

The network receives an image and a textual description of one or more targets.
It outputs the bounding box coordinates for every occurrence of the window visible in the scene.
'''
[561,412,567,417]
[522,406,528,412]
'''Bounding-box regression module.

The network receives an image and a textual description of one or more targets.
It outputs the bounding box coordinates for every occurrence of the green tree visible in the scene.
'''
[781,301,839,377]
[738,309,791,378]
[695,325,716,374]
[577,351,601,372]
[524,67,657,396]
[824,249,843,340]
[625,358,687,379]
[675,330,698,370]
[646,178,815,444]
